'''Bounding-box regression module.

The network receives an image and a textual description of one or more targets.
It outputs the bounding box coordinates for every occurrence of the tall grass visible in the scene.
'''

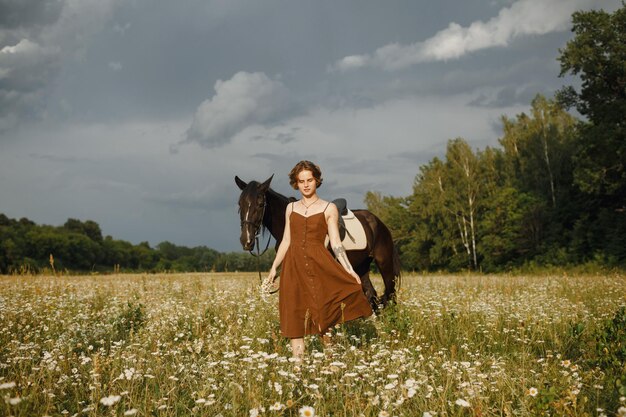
[1,272,625,416]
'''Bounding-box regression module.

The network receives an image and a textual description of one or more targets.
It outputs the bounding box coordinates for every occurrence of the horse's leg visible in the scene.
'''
[351,254,379,312]
[352,210,398,311]
[373,233,400,307]
[375,257,396,306]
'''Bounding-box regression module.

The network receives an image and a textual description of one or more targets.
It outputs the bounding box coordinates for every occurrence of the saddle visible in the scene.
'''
[333,198,348,240]
[325,198,368,251]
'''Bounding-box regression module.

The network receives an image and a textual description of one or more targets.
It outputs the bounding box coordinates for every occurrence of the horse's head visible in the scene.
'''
[235,174,273,251]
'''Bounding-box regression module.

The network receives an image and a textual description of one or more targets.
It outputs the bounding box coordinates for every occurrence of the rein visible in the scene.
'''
[251,233,271,280]
[243,200,270,259]
[249,230,272,258]
[242,200,279,294]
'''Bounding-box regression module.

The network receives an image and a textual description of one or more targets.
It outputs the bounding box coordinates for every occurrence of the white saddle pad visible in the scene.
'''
[324,209,368,251]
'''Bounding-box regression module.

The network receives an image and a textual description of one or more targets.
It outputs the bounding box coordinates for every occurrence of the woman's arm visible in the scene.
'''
[326,203,361,284]
[266,205,292,282]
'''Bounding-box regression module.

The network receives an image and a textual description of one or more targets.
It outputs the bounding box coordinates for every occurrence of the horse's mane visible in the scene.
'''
[262,188,296,243]
[267,187,292,202]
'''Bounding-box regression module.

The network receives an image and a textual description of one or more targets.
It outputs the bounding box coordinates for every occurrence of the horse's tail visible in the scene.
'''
[392,243,402,290]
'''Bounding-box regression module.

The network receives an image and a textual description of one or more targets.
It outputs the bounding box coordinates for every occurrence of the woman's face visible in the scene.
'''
[296,169,317,198]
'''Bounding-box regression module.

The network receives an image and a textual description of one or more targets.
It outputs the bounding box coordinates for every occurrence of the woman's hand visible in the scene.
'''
[266,268,277,285]
[261,267,279,300]
[349,270,361,285]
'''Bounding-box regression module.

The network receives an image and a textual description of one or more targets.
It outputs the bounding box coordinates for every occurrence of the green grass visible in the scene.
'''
[0,272,625,416]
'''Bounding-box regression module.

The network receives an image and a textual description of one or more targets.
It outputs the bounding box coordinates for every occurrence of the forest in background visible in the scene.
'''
[0,214,275,274]
[365,6,625,272]
[1,6,624,274]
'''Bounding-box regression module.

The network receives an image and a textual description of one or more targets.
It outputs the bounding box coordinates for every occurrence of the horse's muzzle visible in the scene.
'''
[241,235,254,251]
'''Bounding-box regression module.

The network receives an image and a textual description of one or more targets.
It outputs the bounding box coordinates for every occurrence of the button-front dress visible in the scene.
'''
[279,203,373,338]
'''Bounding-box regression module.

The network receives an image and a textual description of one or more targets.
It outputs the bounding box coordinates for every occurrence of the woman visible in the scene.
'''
[265,160,373,359]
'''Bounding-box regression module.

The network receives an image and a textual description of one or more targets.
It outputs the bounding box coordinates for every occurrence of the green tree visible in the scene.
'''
[133,242,159,271]
[557,4,626,197]
[364,191,421,270]
[103,237,134,270]
[556,5,626,264]
[64,218,103,242]
[498,95,581,263]
[443,139,482,269]
[64,233,102,270]
[0,213,254,273]
[401,159,448,270]
[477,187,543,270]
[363,192,410,242]
[499,95,579,208]
[407,149,481,271]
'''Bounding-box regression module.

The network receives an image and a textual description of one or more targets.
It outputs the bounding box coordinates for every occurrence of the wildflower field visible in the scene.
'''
[1,272,625,417]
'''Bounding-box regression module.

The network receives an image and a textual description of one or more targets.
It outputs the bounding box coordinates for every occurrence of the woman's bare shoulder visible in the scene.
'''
[324,200,338,215]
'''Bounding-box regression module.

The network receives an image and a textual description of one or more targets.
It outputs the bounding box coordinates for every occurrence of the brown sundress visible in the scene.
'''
[279,203,373,338]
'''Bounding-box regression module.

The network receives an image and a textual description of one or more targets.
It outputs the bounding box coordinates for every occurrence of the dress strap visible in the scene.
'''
[323,201,331,212]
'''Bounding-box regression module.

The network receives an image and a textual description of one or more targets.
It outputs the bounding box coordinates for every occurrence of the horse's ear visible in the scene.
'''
[259,174,274,192]
[235,176,247,190]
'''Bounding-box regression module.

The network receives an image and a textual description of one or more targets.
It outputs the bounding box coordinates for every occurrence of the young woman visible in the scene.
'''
[265,160,373,359]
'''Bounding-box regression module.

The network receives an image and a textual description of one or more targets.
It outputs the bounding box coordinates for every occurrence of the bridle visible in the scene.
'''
[240,198,271,258]
[240,196,276,293]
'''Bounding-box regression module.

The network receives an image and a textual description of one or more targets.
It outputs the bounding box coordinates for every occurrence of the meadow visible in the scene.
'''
[1,272,625,417]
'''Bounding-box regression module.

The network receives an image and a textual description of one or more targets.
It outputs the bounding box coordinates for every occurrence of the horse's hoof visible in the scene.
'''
[369,297,380,314]
[379,294,396,308]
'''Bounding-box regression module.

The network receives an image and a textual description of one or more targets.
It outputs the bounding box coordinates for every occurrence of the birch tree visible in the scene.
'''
[443,139,481,270]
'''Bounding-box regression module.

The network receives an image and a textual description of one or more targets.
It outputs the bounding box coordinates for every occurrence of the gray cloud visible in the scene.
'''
[331,0,602,72]
[321,51,564,115]
[0,0,120,133]
[0,38,59,131]
[468,84,546,108]
[40,0,121,53]
[28,152,88,164]
[143,184,235,213]
[389,148,447,167]
[0,0,63,30]
[108,61,122,71]
[329,157,403,176]
[183,71,291,148]
[251,127,301,144]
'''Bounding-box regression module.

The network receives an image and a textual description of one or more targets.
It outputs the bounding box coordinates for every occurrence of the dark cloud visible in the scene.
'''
[468,84,546,108]
[28,152,88,164]
[143,187,235,213]
[0,39,59,131]
[488,114,507,139]
[328,157,403,176]
[389,148,446,166]
[0,0,63,30]
[250,151,317,169]
[251,127,301,144]
[0,0,121,133]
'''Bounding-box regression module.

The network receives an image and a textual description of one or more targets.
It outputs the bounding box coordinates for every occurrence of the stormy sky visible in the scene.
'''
[0,0,621,251]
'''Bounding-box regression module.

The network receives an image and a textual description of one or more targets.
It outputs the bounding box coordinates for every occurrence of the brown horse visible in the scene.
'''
[236,175,400,310]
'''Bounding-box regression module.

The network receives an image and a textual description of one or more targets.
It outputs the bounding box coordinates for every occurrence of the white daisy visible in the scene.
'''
[299,405,315,417]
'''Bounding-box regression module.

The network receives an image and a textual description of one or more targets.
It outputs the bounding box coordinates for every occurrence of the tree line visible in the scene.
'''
[0,214,275,274]
[365,6,625,272]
